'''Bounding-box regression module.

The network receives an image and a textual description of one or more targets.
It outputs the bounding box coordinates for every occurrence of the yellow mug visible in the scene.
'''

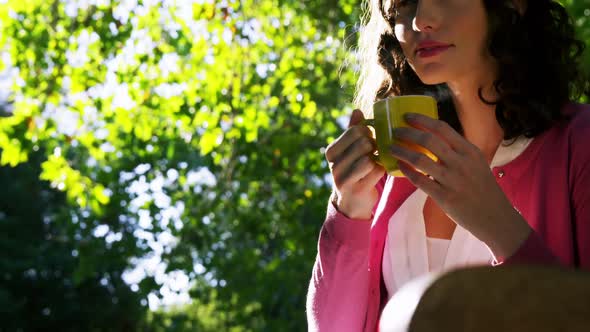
[364,95,439,177]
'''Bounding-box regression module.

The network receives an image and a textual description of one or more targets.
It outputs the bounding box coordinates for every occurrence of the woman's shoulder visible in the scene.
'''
[542,102,590,139]
[532,102,590,162]
[560,102,590,138]
[561,101,590,124]
[556,102,590,164]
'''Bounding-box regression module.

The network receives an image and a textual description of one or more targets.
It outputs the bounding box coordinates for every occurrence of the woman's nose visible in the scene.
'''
[412,0,441,32]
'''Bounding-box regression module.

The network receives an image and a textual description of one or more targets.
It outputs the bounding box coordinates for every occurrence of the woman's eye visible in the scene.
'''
[396,0,408,7]
[395,0,416,8]
[392,0,418,18]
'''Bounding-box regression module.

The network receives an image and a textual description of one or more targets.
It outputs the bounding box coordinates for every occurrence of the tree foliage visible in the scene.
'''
[0,0,588,331]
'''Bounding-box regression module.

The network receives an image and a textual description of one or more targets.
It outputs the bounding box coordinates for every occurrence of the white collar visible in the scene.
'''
[490,136,534,168]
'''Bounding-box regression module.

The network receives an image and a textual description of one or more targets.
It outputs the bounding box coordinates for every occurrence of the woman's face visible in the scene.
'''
[391,0,496,85]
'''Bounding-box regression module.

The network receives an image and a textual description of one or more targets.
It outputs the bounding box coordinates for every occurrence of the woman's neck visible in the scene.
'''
[447,76,504,164]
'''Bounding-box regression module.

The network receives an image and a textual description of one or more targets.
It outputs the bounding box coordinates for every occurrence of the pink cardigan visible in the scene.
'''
[306,103,590,332]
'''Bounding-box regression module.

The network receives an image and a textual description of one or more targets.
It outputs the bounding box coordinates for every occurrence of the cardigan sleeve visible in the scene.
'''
[493,230,560,266]
[568,106,590,269]
[306,175,386,331]
[498,105,590,269]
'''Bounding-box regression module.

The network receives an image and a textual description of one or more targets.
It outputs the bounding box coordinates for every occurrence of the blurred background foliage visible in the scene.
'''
[0,0,588,331]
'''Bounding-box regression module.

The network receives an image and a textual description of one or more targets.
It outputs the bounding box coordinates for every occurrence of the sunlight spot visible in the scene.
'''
[93,224,110,238]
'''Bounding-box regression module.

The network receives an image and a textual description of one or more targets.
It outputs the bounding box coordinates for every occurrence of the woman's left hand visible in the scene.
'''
[390,112,532,259]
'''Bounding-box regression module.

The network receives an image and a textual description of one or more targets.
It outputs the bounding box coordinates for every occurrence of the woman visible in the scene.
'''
[306,0,590,331]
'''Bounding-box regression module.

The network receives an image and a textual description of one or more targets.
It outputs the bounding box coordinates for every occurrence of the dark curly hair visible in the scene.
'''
[354,0,589,139]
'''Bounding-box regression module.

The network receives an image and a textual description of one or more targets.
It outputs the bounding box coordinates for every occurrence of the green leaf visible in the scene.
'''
[199,128,223,155]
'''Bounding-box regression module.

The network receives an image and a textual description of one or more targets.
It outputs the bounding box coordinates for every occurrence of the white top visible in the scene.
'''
[381,136,534,300]
[426,237,451,271]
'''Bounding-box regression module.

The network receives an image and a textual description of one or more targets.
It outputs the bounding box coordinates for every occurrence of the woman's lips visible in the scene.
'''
[416,45,453,58]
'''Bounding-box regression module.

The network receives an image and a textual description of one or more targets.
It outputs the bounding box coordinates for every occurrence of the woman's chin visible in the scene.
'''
[411,64,449,86]
[414,71,447,86]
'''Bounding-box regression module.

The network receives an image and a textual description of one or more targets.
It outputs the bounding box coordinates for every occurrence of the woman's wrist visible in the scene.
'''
[331,190,374,221]
[482,206,532,261]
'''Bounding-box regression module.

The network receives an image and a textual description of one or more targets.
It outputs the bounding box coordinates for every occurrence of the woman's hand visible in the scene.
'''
[390,112,531,259]
[325,109,386,220]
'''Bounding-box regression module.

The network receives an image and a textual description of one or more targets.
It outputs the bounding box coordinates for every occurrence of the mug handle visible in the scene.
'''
[362,119,384,166]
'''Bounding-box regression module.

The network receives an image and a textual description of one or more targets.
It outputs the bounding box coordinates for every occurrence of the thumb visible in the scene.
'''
[348,109,365,128]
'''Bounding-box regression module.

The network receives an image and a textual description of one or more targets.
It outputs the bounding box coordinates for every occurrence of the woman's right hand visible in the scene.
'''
[325,109,386,220]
